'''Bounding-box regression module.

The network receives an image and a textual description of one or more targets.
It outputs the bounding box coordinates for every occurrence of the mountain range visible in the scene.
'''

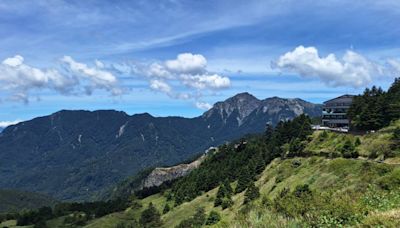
[0,92,321,201]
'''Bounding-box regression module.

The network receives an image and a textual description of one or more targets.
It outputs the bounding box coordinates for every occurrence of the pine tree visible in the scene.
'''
[162,204,170,214]
[214,180,233,208]
[235,166,252,193]
[243,182,260,204]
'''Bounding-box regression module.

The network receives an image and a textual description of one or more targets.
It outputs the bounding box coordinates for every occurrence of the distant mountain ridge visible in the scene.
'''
[0,93,321,201]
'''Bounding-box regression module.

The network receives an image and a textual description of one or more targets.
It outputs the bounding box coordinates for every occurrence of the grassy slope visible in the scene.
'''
[82,156,400,227]
[3,120,400,227]
[304,120,400,160]
[81,121,400,227]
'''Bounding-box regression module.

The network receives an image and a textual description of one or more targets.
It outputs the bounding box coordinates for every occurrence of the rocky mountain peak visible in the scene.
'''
[203,92,261,124]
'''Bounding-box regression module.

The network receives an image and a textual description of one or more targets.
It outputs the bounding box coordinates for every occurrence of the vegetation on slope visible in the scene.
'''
[348,77,400,131]
[83,120,400,227]
[0,189,57,213]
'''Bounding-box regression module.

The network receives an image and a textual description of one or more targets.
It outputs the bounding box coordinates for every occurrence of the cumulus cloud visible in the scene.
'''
[149,79,172,94]
[0,119,22,128]
[181,73,231,89]
[0,55,77,103]
[131,53,230,109]
[165,53,207,74]
[195,101,212,110]
[0,53,227,110]
[147,63,173,79]
[0,55,122,103]
[61,56,122,95]
[274,46,384,88]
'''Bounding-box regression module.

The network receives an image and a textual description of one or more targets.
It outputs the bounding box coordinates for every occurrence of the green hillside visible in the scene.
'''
[3,115,400,227]
[82,120,400,227]
[0,189,57,213]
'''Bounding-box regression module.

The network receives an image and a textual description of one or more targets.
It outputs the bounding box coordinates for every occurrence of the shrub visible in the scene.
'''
[176,207,206,228]
[294,184,311,198]
[341,139,358,158]
[366,138,393,159]
[377,169,400,190]
[243,182,260,204]
[214,180,233,208]
[206,211,221,225]
[139,203,162,228]
[221,198,233,209]
[393,127,400,141]
[320,131,329,140]
[355,137,362,146]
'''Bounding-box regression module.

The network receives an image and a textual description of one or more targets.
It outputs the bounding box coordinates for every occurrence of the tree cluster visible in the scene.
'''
[214,180,233,209]
[348,78,400,131]
[140,203,162,228]
[14,198,129,227]
[170,114,313,206]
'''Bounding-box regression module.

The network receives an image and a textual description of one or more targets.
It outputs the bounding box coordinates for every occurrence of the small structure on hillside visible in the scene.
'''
[322,94,354,128]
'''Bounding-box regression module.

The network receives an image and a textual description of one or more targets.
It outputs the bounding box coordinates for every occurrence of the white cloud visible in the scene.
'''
[131,53,231,109]
[147,63,173,79]
[0,55,77,103]
[0,53,227,109]
[181,73,231,89]
[61,56,122,95]
[3,55,24,67]
[274,46,384,88]
[388,59,400,72]
[149,79,172,94]
[0,119,22,128]
[95,59,105,68]
[165,53,207,74]
[195,101,212,110]
[0,55,123,103]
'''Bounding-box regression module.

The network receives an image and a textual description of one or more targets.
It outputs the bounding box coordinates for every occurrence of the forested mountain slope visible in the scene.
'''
[0,93,321,201]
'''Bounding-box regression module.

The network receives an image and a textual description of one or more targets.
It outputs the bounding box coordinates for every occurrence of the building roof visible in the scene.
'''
[323,94,354,104]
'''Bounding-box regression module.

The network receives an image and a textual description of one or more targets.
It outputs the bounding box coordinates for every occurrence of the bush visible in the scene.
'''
[393,128,400,149]
[367,139,394,159]
[319,131,329,141]
[355,137,362,146]
[377,169,400,190]
[221,198,233,209]
[215,180,233,208]
[243,182,260,204]
[206,211,221,225]
[341,139,358,158]
[176,207,206,228]
[140,203,162,228]
[294,184,311,198]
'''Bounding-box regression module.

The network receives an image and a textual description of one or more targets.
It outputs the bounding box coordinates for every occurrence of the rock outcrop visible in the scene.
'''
[141,154,206,189]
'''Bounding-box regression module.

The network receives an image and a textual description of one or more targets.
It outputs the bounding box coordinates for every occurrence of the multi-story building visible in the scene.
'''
[322,95,354,128]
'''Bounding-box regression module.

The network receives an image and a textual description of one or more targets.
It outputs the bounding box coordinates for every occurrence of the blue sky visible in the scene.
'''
[1,0,400,126]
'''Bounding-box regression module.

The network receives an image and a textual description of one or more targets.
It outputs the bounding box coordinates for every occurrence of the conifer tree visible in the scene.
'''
[243,182,260,204]
[235,166,252,193]
[162,204,170,214]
